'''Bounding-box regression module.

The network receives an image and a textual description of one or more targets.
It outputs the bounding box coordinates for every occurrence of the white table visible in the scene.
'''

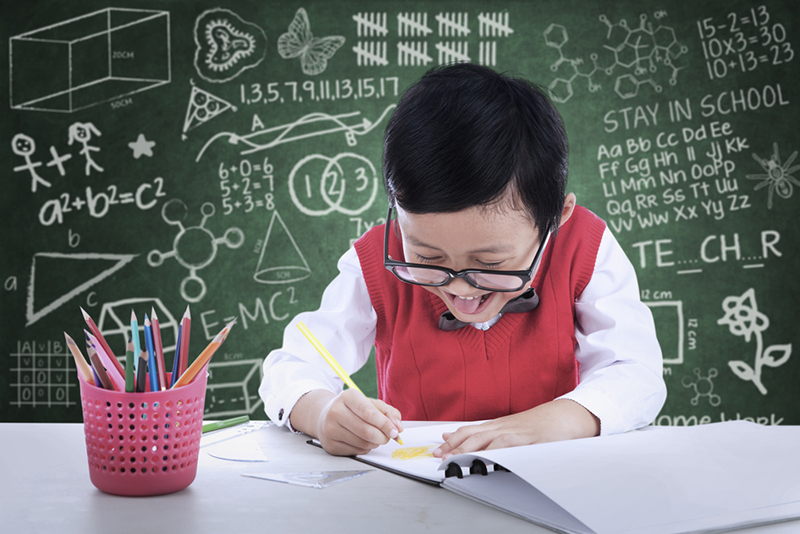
[2,423,799,534]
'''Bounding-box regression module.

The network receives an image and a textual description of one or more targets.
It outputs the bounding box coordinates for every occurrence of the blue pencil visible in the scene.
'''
[130,310,141,374]
[170,322,183,388]
[144,314,158,393]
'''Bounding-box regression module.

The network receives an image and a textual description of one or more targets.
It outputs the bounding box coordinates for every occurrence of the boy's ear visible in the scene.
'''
[559,193,577,227]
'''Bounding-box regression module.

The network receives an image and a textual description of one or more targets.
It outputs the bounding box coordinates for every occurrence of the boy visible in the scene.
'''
[259,64,666,458]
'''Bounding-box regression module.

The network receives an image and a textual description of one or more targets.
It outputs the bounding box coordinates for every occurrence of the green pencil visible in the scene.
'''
[125,336,135,393]
[202,415,249,434]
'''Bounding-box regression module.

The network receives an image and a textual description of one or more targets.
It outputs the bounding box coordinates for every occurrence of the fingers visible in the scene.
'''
[433,423,526,460]
[370,397,404,435]
[318,390,402,455]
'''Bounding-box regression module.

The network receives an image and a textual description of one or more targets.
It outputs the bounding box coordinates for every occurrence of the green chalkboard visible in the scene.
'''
[2,0,798,427]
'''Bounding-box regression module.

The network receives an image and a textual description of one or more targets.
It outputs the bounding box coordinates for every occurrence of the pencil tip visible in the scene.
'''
[63,331,73,343]
[184,305,191,319]
[131,309,136,321]
[80,306,89,319]
[151,307,158,320]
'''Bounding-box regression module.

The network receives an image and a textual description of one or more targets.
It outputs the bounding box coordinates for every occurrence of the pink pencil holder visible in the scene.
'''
[78,371,207,496]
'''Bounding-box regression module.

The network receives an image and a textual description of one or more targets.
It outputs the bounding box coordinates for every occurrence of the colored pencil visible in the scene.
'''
[170,320,183,388]
[171,320,235,389]
[202,415,249,434]
[143,314,159,393]
[64,332,95,386]
[125,336,135,393]
[87,348,115,391]
[296,321,403,444]
[151,308,167,390]
[136,351,148,393]
[87,331,126,392]
[92,366,103,389]
[176,306,191,387]
[80,306,125,378]
[130,310,141,374]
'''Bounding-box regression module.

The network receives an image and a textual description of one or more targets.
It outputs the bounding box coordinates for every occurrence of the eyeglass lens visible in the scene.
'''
[392,265,525,290]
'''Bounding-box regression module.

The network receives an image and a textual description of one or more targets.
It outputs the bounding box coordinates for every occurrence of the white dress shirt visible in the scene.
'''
[259,227,667,436]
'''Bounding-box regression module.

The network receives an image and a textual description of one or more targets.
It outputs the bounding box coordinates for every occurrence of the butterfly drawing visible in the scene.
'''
[278,7,345,76]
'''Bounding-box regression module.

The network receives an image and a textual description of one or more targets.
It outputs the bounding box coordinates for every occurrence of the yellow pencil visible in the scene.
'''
[296,321,403,445]
[64,332,95,386]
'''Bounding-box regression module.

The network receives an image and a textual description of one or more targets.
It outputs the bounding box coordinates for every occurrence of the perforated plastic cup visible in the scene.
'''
[78,371,207,496]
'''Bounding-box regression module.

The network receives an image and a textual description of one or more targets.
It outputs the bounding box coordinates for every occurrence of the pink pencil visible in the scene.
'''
[85,330,126,392]
[151,307,167,391]
[81,307,125,378]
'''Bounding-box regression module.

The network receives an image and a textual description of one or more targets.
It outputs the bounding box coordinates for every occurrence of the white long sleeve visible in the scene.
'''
[558,228,667,435]
[259,228,666,433]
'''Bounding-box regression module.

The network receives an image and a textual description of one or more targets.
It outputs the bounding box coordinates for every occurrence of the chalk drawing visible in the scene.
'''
[681,368,721,406]
[747,143,800,209]
[147,200,244,303]
[12,133,50,192]
[478,12,513,37]
[67,122,103,175]
[25,252,137,326]
[545,13,687,103]
[253,210,311,284]
[46,145,72,176]
[97,297,178,355]
[9,8,170,113]
[436,41,470,63]
[436,13,470,37]
[182,80,237,140]
[288,152,379,217]
[278,8,345,76]
[397,42,432,66]
[204,359,263,417]
[353,12,388,37]
[128,133,155,159]
[9,340,75,408]
[398,13,431,37]
[645,300,684,365]
[193,8,267,83]
[717,288,792,395]
[353,41,389,67]
[196,104,395,161]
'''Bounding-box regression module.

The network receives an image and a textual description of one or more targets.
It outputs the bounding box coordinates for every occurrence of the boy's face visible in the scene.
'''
[395,203,543,325]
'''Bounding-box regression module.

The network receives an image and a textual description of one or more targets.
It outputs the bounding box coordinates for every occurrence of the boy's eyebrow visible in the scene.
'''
[403,232,516,254]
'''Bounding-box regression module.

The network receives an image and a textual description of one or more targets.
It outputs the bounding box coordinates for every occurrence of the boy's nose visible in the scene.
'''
[446,277,478,296]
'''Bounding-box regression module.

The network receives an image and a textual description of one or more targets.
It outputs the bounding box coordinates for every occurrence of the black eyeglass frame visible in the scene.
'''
[382,205,552,292]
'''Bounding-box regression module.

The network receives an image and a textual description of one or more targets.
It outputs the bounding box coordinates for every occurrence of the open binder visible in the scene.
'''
[342,420,800,534]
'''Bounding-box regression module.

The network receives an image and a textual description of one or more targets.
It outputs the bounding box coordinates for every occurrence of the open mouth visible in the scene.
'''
[445,291,496,316]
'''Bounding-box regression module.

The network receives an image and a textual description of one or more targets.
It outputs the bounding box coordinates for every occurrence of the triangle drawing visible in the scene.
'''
[182,80,236,139]
[26,252,137,326]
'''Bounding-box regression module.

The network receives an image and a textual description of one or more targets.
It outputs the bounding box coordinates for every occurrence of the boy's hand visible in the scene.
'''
[432,399,599,460]
[292,389,404,456]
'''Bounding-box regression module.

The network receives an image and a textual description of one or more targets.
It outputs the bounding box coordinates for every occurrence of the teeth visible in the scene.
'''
[457,296,477,300]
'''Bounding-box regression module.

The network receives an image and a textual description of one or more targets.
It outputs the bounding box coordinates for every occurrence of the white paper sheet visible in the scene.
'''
[443,421,800,534]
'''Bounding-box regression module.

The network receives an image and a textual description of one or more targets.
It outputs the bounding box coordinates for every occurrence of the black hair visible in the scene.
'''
[383,63,568,232]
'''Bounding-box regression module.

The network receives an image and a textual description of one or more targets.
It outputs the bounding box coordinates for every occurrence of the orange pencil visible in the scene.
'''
[64,332,95,386]
[80,307,125,378]
[171,320,235,389]
[151,307,167,390]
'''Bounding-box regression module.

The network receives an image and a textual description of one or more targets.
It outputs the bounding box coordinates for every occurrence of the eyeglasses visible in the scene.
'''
[383,206,551,292]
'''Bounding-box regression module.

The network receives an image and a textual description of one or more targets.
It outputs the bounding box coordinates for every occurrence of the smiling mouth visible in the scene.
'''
[446,292,495,316]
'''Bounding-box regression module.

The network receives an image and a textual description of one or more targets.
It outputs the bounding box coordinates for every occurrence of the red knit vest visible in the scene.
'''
[354,206,606,421]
